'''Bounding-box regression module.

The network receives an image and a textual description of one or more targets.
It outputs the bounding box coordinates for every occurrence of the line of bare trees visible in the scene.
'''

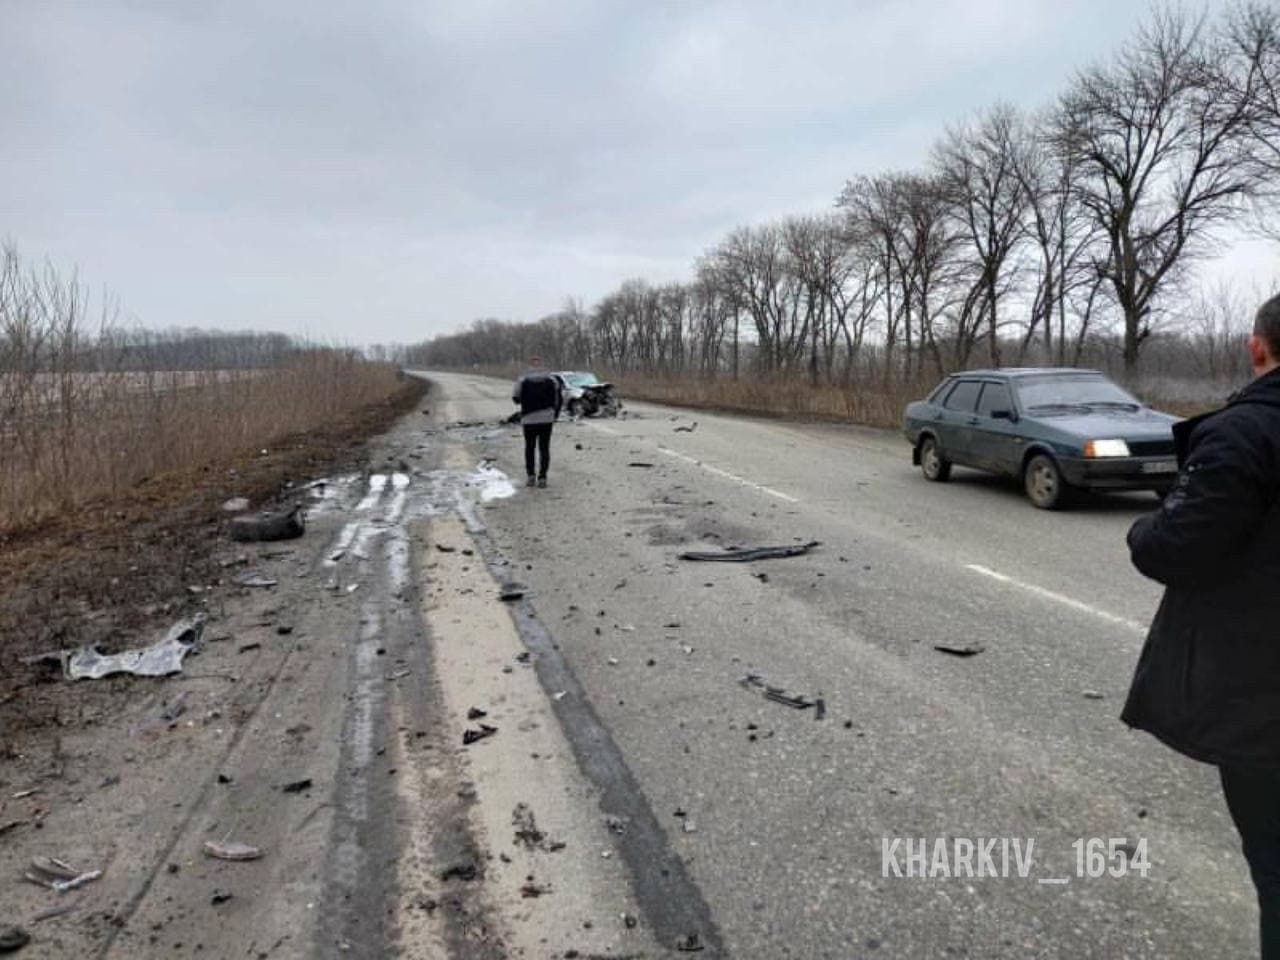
[407,4,1279,386]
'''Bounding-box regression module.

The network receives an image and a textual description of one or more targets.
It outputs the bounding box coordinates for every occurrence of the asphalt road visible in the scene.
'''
[423,370,1257,960]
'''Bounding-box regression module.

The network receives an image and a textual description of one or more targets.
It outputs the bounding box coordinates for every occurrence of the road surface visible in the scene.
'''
[416,371,1254,959]
[3,370,1254,960]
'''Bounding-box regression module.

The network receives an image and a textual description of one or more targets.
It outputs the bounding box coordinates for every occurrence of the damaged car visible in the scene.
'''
[554,371,622,418]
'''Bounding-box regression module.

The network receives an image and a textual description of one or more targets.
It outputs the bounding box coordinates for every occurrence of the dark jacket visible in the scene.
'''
[512,369,562,426]
[1122,366,1280,769]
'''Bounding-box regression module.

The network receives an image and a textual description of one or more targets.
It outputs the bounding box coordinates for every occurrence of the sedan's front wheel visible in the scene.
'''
[1024,453,1070,510]
[919,436,952,482]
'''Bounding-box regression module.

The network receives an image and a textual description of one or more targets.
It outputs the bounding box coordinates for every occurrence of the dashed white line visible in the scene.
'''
[656,446,799,503]
[965,563,1147,633]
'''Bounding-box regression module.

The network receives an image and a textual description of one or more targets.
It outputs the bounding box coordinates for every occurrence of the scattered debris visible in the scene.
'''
[0,819,31,837]
[276,625,294,636]
[605,815,629,836]
[467,706,488,720]
[158,691,191,727]
[229,505,305,543]
[238,642,261,653]
[675,933,705,952]
[462,723,499,746]
[0,926,29,953]
[281,778,313,794]
[10,790,38,801]
[67,617,205,680]
[434,544,457,553]
[439,862,479,882]
[513,804,566,852]
[202,840,263,862]
[210,891,233,905]
[520,879,551,898]
[24,857,101,893]
[627,462,655,468]
[680,541,820,563]
[499,585,526,602]
[933,642,985,658]
[1082,689,1105,700]
[673,422,698,433]
[740,673,821,711]
[29,901,79,923]
[234,571,278,589]
[221,497,251,513]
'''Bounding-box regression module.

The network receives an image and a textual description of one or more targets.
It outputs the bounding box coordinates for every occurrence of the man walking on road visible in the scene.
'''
[1123,292,1280,959]
[512,356,562,488]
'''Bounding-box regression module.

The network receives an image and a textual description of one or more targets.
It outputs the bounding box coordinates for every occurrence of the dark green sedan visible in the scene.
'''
[902,368,1179,509]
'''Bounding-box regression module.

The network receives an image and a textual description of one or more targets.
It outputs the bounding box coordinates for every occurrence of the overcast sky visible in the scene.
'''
[1,0,1273,344]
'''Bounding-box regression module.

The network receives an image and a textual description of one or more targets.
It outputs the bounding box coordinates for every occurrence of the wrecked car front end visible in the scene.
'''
[556,372,622,418]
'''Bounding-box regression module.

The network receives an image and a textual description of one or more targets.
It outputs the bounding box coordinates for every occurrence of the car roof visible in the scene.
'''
[946,367,1105,379]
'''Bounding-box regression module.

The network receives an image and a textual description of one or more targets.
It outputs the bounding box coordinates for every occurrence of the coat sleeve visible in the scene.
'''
[1128,413,1272,587]
[512,376,523,405]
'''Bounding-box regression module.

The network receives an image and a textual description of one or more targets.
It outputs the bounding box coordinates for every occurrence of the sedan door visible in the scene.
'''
[967,381,1024,475]
[934,379,982,465]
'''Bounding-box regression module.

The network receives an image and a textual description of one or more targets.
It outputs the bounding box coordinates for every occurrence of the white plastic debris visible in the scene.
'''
[67,617,205,681]
[203,840,263,861]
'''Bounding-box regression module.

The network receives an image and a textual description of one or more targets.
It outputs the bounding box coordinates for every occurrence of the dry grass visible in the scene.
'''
[448,364,1223,428]
[595,372,927,428]
[0,354,402,533]
[0,247,405,532]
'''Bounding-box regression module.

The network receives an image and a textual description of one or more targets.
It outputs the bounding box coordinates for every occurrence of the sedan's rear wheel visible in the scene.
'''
[1024,453,1069,510]
[920,436,951,482]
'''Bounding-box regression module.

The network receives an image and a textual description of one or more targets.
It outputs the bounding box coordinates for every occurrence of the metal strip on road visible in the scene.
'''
[965,563,1148,634]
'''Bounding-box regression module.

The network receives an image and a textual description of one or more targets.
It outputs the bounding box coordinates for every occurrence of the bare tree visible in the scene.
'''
[1055,7,1261,371]
[934,103,1031,367]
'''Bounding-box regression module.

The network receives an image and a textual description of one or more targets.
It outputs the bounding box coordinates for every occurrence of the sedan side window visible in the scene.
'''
[976,382,1013,418]
[943,380,981,412]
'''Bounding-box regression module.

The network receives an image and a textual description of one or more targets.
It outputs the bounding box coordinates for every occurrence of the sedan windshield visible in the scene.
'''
[562,372,600,387]
[1014,375,1141,412]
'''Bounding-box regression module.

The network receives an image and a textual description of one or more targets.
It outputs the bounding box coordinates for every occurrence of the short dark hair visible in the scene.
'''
[1256,293,1280,358]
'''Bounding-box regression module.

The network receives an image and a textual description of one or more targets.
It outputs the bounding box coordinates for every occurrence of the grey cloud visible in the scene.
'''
[0,0,1252,342]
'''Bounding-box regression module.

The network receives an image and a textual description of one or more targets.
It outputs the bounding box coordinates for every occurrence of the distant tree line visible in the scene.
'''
[406,4,1279,384]
[0,244,353,373]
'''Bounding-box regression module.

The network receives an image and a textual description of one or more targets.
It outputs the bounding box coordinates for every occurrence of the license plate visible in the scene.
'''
[1141,460,1177,474]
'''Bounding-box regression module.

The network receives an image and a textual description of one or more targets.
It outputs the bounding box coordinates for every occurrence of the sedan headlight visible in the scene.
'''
[1084,438,1130,458]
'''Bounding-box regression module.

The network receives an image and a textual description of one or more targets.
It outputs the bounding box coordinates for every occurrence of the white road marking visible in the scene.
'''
[1037,877,1070,886]
[965,564,1147,634]
[657,446,799,503]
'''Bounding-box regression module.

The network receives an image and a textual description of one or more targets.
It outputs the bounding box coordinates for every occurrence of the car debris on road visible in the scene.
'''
[64,617,206,681]
[229,504,306,542]
[24,857,101,893]
[679,541,820,562]
[202,840,263,861]
[0,925,30,953]
[739,674,825,715]
[933,642,986,657]
[462,723,499,745]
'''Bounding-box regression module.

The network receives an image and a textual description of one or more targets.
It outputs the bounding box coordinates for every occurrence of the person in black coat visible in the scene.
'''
[1123,291,1280,959]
